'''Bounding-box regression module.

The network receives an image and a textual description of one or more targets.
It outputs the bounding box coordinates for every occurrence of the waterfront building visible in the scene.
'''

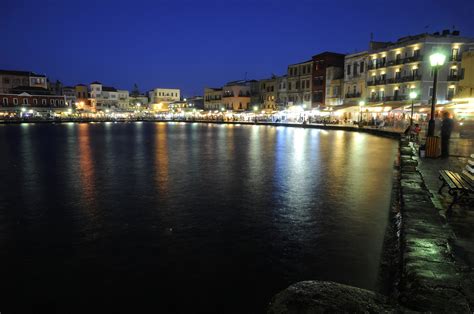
[455,50,474,99]
[149,88,180,104]
[222,80,251,111]
[0,69,47,93]
[204,87,223,110]
[277,75,288,110]
[366,30,474,107]
[129,95,149,109]
[0,86,67,115]
[287,60,313,108]
[74,84,92,111]
[248,80,261,109]
[62,86,76,108]
[325,66,344,106]
[89,81,120,111]
[259,76,278,111]
[185,96,204,110]
[117,89,130,110]
[312,52,345,108]
[343,51,368,106]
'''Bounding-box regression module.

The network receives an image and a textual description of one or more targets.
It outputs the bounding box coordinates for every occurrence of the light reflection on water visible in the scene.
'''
[0,122,398,313]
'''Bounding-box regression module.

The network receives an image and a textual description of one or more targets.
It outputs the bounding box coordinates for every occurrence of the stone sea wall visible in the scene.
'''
[268,136,473,313]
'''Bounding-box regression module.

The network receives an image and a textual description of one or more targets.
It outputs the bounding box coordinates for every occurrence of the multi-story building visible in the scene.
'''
[366,31,474,106]
[0,86,67,113]
[89,81,121,110]
[312,52,345,108]
[149,88,180,104]
[117,89,130,110]
[277,75,288,109]
[454,50,474,98]
[62,86,76,108]
[248,80,261,109]
[325,66,344,106]
[259,76,278,111]
[343,51,368,106]
[74,84,92,111]
[185,96,204,110]
[222,80,251,111]
[0,69,48,93]
[129,95,149,109]
[204,88,223,110]
[287,60,312,108]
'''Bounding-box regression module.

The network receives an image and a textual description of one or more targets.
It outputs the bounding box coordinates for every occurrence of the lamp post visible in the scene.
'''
[409,91,417,128]
[359,100,365,126]
[427,52,446,136]
[253,105,258,123]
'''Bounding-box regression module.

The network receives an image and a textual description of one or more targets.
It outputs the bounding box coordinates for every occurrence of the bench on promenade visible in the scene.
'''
[438,154,474,211]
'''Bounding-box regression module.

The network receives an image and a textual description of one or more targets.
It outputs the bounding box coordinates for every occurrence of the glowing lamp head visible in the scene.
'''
[21,107,26,112]
[429,53,446,67]
[409,91,418,100]
[358,101,365,107]
[253,106,258,112]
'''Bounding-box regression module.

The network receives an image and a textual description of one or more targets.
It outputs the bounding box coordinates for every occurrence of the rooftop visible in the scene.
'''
[0,69,46,77]
[10,86,53,95]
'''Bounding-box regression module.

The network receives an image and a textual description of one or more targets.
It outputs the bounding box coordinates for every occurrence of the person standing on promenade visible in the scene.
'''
[441,112,454,158]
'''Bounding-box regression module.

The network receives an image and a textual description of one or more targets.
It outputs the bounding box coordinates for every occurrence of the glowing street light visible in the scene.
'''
[409,91,418,127]
[21,107,26,112]
[253,106,258,124]
[427,52,446,136]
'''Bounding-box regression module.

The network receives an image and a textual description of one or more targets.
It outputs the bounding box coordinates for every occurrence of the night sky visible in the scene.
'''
[2,0,474,96]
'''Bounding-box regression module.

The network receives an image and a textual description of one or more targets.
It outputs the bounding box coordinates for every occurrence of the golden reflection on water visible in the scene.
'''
[155,123,169,196]
[78,123,97,208]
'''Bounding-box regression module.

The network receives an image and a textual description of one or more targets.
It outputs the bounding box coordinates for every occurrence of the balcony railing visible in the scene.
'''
[386,75,422,84]
[367,79,387,86]
[345,92,361,98]
[447,75,460,81]
[384,95,408,101]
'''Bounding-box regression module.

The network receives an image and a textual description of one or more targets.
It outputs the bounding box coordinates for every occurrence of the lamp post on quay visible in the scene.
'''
[427,52,446,136]
[358,100,365,127]
[409,91,417,128]
[253,106,258,123]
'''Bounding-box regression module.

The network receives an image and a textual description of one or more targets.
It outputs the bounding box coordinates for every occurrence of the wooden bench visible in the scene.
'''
[438,155,474,211]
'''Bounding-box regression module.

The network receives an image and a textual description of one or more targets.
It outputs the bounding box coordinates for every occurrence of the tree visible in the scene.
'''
[131,83,140,97]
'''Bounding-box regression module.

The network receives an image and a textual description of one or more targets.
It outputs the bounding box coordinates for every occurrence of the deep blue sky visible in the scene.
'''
[2,0,474,96]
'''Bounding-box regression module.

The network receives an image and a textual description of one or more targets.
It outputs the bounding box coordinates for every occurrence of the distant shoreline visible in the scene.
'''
[0,118,402,138]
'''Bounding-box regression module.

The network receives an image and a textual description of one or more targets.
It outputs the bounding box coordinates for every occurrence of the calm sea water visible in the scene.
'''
[0,122,398,313]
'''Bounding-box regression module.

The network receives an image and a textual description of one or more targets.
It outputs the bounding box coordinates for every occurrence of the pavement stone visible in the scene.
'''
[397,137,474,312]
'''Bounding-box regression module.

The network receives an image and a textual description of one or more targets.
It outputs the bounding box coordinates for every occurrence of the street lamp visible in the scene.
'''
[253,105,258,123]
[409,91,417,128]
[427,52,446,136]
[359,100,365,125]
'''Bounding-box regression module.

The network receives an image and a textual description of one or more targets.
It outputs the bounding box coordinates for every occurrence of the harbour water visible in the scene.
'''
[0,122,398,313]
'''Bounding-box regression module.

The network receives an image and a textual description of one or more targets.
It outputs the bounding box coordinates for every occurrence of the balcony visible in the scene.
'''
[345,92,361,98]
[447,75,460,81]
[384,95,408,102]
[403,54,423,64]
[367,79,386,86]
[368,96,381,102]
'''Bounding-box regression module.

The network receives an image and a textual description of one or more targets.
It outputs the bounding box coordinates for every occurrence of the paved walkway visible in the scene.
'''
[414,146,474,309]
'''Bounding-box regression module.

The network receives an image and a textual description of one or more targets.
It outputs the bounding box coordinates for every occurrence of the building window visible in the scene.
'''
[451,48,459,60]
[23,98,28,104]
[429,87,433,97]
[360,61,364,73]
[42,99,46,105]
[50,99,54,105]
[447,87,455,100]
[3,78,10,84]
[60,100,64,105]
[2,97,7,105]
[353,63,358,75]
[288,82,292,90]
[414,49,420,57]
[13,98,18,105]
[33,99,38,105]
[347,64,351,75]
